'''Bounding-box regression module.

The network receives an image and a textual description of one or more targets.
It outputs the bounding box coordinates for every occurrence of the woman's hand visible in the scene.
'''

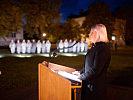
[72,71,81,76]
[0,71,1,75]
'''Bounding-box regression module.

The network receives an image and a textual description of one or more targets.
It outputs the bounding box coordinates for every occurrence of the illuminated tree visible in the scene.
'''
[82,2,114,40]
[54,19,81,40]
[115,6,133,44]
[19,0,62,39]
[0,0,23,39]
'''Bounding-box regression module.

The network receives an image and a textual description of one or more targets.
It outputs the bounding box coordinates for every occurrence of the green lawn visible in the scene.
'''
[0,46,133,88]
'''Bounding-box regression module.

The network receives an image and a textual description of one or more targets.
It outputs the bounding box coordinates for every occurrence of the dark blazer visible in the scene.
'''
[79,42,111,100]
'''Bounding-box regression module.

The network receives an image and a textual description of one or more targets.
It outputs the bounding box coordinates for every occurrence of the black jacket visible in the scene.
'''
[79,42,111,100]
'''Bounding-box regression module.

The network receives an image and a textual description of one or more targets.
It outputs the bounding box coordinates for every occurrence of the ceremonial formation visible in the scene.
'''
[9,39,51,54]
[56,39,88,53]
[9,39,88,54]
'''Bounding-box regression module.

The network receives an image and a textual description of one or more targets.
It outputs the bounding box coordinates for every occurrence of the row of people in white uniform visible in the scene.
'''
[9,39,51,54]
[57,39,88,53]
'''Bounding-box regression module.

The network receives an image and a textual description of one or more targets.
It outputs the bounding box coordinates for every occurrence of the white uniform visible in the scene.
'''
[80,41,85,52]
[56,40,59,50]
[77,42,81,53]
[21,40,27,54]
[31,40,36,54]
[26,40,32,53]
[36,40,42,54]
[45,40,51,53]
[84,41,88,52]
[72,40,77,53]
[63,39,68,53]
[16,40,21,54]
[9,40,16,54]
[68,40,73,53]
[41,41,46,53]
[58,40,64,52]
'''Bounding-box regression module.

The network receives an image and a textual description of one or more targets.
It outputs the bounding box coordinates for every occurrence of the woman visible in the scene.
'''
[78,24,111,100]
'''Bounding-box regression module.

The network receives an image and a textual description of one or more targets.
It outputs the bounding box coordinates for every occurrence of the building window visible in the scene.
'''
[112,36,115,40]
[120,36,122,40]
[12,32,16,38]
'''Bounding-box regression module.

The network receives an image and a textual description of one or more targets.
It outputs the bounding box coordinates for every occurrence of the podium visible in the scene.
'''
[38,61,82,100]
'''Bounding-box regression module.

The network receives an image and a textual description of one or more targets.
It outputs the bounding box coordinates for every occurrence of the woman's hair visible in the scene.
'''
[91,24,109,43]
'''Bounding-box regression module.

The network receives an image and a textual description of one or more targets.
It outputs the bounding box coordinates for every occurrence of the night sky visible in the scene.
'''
[59,0,133,21]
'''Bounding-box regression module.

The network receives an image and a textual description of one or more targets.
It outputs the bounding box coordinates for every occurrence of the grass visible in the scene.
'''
[0,46,133,88]
[107,46,133,87]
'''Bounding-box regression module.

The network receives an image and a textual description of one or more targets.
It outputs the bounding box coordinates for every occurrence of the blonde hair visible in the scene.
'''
[91,24,109,43]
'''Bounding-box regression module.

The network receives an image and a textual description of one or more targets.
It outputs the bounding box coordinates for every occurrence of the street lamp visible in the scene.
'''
[43,33,46,37]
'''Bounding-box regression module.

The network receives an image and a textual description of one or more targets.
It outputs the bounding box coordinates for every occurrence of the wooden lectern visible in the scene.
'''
[38,61,82,100]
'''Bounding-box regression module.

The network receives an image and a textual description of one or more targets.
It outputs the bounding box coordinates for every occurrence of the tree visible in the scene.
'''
[114,6,133,44]
[54,19,81,40]
[82,2,114,40]
[19,0,62,40]
[0,0,23,39]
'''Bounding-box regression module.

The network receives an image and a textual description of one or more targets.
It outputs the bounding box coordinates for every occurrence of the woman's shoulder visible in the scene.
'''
[95,42,111,53]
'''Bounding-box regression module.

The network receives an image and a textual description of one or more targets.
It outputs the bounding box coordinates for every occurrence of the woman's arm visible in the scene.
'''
[78,47,107,81]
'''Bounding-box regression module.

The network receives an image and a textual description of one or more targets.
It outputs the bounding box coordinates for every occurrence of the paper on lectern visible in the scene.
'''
[57,70,82,83]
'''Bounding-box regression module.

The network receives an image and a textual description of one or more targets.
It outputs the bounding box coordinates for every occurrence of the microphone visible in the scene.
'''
[57,40,80,51]
[46,50,57,67]
[46,40,80,67]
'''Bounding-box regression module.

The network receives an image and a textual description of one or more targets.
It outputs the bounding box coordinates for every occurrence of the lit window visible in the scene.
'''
[120,36,122,40]
[12,32,16,38]
[112,36,115,40]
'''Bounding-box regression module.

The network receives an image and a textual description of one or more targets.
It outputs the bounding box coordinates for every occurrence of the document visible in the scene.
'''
[57,70,82,83]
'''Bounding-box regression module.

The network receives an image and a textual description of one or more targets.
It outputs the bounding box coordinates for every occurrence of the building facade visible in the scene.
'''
[112,18,126,46]
[0,28,23,46]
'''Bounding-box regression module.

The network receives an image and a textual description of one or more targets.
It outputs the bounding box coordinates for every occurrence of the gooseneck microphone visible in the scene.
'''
[46,40,80,67]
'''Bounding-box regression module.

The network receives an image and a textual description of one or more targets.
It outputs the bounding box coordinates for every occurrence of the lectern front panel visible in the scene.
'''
[39,63,71,100]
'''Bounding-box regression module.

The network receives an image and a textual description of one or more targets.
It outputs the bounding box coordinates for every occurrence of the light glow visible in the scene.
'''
[14,54,33,58]
[0,55,4,58]
[37,54,50,57]
[43,33,46,37]
[112,36,115,40]
[59,53,78,57]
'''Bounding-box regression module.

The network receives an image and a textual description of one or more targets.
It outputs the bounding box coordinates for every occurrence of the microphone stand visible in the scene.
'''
[46,41,79,67]
[46,50,57,67]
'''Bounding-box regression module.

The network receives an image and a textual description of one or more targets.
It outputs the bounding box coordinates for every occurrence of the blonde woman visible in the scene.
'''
[78,24,111,100]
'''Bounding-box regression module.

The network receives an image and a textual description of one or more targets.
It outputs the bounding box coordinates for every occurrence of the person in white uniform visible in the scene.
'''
[45,40,51,53]
[84,40,88,52]
[41,40,46,53]
[56,40,59,50]
[63,39,68,53]
[31,39,36,54]
[68,39,73,53]
[21,40,27,54]
[58,40,64,53]
[72,40,77,53]
[16,40,21,54]
[36,40,42,54]
[26,40,32,54]
[9,40,16,54]
[80,41,85,52]
[77,41,81,53]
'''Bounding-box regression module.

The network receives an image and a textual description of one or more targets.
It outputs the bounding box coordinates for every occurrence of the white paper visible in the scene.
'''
[57,70,82,82]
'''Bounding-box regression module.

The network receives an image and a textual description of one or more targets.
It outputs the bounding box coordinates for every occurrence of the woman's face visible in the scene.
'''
[89,29,97,43]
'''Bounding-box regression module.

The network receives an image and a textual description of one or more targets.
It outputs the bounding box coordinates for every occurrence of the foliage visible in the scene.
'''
[0,0,62,41]
[82,2,114,40]
[114,6,133,44]
[0,0,23,39]
[19,0,62,40]
[53,19,82,40]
